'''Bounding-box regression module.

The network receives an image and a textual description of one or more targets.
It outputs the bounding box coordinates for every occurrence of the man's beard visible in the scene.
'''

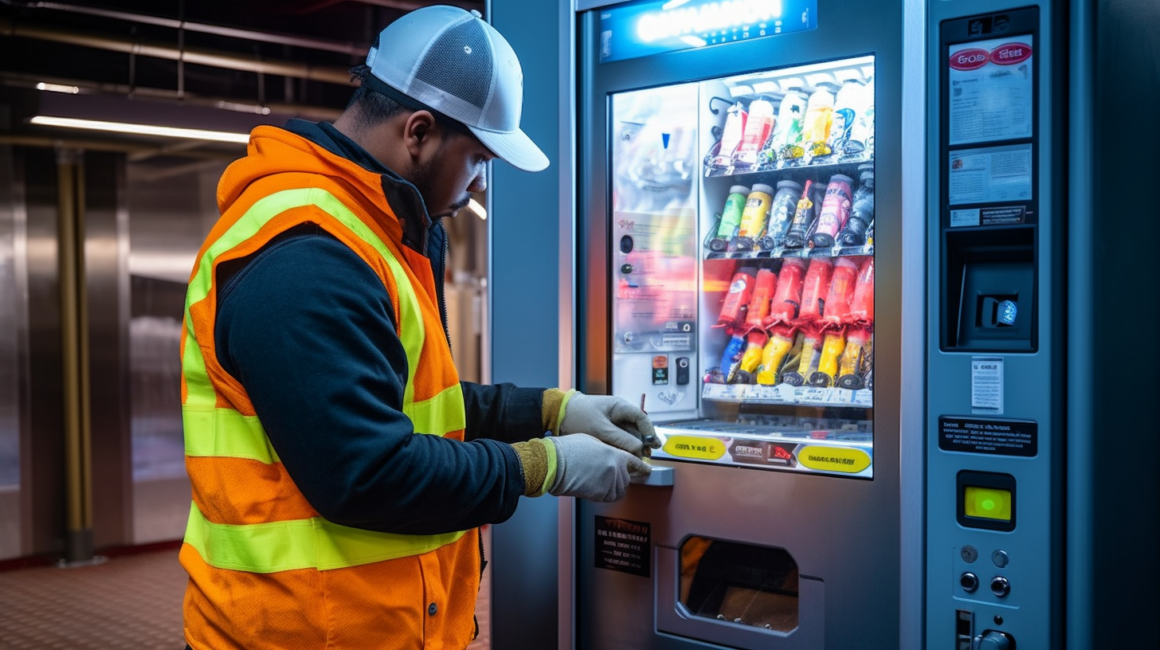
[409,152,469,219]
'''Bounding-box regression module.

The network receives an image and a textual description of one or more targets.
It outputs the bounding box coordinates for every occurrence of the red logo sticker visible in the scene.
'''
[991,43,1032,65]
[949,48,989,71]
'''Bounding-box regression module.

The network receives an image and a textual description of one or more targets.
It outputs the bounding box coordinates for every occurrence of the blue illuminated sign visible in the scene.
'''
[599,0,818,63]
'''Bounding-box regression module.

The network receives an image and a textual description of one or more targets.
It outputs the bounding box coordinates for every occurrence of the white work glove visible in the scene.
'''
[547,434,651,502]
[558,392,661,457]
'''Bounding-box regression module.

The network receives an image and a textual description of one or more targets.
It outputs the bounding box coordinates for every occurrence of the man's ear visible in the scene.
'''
[402,110,439,159]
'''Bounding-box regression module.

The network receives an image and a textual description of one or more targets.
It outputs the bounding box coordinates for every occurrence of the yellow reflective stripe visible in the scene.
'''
[184,503,466,573]
[411,383,466,436]
[181,188,425,418]
[181,328,216,408]
[182,405,280,463]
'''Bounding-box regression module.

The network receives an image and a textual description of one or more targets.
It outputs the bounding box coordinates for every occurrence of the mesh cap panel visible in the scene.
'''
[413,20,494,113]
[363,5,548,172]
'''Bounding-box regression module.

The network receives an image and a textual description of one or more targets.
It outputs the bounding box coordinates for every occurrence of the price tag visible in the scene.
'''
[800,387,829,404]
[748,385,781,402]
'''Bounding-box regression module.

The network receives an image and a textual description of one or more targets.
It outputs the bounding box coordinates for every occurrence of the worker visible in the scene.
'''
[178,5,659,650]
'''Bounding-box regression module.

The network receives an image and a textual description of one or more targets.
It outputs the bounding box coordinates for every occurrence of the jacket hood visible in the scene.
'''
[218,126,395,215]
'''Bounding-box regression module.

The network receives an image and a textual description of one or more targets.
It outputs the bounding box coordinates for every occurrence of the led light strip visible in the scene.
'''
[29,116,251,144]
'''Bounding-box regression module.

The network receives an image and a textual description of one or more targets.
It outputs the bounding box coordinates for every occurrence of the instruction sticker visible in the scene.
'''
[971,357,1004,414]
[939,417,1037,457]
[594,516,650,578]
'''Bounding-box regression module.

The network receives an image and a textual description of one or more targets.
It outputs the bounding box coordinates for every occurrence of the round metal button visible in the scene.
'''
[960,572,979,593]
[960,545,978,563]
[992,550,1009,568]
[990,575,1010,598]
[428,602,438,616]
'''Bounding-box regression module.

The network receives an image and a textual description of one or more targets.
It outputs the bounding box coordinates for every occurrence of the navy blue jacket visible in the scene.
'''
[213,120,546,535]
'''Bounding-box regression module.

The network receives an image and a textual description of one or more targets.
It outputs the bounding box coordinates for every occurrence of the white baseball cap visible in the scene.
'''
[361,5,549,172]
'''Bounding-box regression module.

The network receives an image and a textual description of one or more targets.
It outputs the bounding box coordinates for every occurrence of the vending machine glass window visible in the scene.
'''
[610,56,876,478]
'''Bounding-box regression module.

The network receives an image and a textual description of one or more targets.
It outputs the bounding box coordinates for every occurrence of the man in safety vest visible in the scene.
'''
[179,5,659,650]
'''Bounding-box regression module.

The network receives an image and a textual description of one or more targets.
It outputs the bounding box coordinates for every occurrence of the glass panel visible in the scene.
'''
[609,84,701,414]
[611,56,876,478]
[0,145,22,559]
[679,536,799,632]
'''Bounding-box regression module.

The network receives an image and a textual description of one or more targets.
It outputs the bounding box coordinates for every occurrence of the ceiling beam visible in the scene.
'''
[0,17,352,85]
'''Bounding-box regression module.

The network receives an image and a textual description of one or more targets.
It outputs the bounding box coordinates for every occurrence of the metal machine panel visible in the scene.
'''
[0,144,25,560]
[925,3,1065,649]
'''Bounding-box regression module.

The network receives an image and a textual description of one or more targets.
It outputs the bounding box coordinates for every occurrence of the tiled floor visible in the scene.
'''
[0,530,492,650]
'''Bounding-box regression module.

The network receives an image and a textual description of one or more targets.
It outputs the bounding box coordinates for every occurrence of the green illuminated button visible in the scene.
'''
[964,486,1012,521]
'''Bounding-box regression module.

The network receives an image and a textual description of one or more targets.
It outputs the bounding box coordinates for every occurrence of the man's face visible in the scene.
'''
[408,126,494,219]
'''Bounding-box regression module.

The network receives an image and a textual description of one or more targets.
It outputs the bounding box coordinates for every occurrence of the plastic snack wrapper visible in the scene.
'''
[744,268,778,332]
[847,257,874,325]
[728,330,769,384]
[755,324,797,385]
[765,257,807,326]
[708,334,747,385]
[797,258,834,324]
[820,257,859,328]
[716,268,756,329]
[812,330,848,387]
[836,327,872,389]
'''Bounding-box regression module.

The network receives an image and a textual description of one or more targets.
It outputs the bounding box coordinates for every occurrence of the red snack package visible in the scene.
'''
[798,258,834,324]
[848,257,874,324]
[821,257,859,326]
[744,268,778,331]
[766,257,807,326]
[717,268,756,328]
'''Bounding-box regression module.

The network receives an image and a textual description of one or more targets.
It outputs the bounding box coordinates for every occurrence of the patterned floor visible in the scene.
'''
[0,531,492,650]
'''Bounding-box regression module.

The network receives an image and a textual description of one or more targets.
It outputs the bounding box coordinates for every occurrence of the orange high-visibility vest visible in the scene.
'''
[180,127,477,650]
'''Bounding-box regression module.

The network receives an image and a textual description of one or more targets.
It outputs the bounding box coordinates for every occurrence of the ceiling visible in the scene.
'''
[0,0,484,158]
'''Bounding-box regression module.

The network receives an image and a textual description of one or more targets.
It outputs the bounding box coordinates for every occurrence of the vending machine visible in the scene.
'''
[572,1,902,647]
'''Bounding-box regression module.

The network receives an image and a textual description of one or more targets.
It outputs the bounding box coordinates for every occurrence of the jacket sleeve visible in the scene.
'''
[461,382,548,443]
[215,230,526,535]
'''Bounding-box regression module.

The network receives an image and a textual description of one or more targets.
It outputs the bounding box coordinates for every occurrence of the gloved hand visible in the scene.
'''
[547,434,650,502]
[557,391,661,457]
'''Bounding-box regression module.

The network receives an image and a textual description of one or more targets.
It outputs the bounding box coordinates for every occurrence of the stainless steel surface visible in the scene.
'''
[575,0,624,12]
[0,144,23,560]
[925,3,1067,648]
[23,146,68,557]
[629,465,672,486]
[1067,1,1160,648]
[1065,2,1094,646]
[489,0,571,647]
[899,1,927,648]
[0,17,350,85]
[84,151,132,549]
[556,6,578,650]
[576,2,903,646]
[125,160,223,543]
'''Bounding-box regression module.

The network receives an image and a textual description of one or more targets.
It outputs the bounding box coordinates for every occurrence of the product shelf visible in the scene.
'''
[701,382,873,409]
[704,242,873,262]
[704,151,874,180]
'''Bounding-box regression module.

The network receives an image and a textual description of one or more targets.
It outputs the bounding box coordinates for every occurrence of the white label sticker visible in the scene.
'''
[950,208,981,227]
[971,357,1004,413]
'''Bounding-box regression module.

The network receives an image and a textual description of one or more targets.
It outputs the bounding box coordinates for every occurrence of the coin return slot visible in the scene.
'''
[679,536,799,632]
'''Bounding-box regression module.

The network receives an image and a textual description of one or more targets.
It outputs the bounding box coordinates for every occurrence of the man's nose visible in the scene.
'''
[468,172,487,194]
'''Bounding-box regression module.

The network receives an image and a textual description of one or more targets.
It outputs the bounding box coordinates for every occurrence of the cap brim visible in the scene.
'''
[469,125,550,173]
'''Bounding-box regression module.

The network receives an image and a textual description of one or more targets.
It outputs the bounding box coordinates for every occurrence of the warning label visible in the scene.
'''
[594,516,650,578]
[938,416,1037,457]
